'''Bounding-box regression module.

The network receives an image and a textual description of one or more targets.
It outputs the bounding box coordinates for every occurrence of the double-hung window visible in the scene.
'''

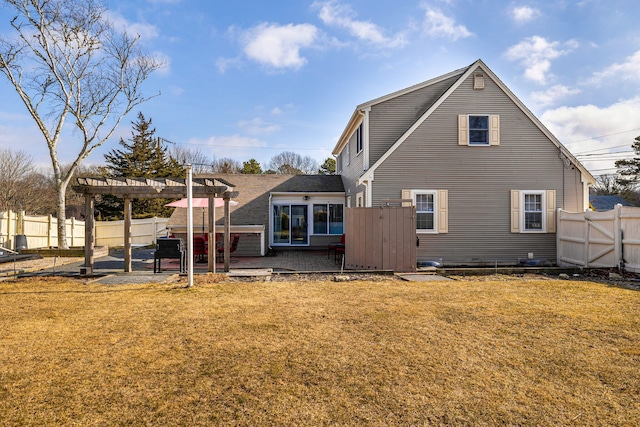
[415,192,436,231]
[523,193,543,231]
[402,189,449,234]
[356,123,363,154]
[469,115,489,145]
[345,142,350,166]
[313,203,344,235]
[510,190,556,233]
[458,114,500,146]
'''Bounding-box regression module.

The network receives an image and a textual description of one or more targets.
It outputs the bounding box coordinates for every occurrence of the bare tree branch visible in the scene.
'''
[0,0,163,248]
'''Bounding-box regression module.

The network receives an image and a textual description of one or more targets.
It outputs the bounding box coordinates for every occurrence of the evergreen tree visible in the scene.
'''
[96,113,184,219]
[241,159,263,174]
[615,136,640,194]
[319,157,336,175]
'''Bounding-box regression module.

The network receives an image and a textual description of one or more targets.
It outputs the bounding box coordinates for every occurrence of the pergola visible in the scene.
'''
[72,177,239,274]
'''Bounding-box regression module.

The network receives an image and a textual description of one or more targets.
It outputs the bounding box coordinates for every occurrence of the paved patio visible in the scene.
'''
[41,247,345,275]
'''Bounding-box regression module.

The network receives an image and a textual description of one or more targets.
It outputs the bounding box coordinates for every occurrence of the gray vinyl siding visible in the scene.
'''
[340,125,367,204]
[371,69,584,265]
[369,75,459,166]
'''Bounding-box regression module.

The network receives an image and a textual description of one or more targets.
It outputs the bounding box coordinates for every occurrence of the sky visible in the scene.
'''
[1,0,640,177]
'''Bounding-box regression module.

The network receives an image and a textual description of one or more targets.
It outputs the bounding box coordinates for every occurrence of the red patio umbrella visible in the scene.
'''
[165,198,238,235]
[164,198,237,208]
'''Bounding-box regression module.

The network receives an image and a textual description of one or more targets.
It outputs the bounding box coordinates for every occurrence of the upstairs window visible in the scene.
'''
[458,114,500,146]
[337,153,342,173]
[345,142,350,166]
[356,123,363,154]
[469,115,489,145]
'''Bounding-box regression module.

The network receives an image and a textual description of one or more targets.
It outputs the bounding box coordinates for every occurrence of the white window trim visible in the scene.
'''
[412,190,438,234]
[311,203,344,236]
[468,114,490,146]
[356,123,363,155]
[459,114,500,146]
[520,190,546,233]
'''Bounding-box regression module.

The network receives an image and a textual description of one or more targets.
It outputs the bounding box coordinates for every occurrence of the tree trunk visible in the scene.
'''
[57,179,68,249]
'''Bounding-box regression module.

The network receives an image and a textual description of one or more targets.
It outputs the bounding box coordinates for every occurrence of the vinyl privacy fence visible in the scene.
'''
[0,210,168,250]
[557,204,640,273]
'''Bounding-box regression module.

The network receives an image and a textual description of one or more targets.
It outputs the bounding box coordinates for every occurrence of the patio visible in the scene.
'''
[34,247,345,275]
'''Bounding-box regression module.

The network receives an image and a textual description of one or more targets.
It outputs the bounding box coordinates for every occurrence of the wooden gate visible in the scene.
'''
[557,208,620,269]
[344,206,416,272]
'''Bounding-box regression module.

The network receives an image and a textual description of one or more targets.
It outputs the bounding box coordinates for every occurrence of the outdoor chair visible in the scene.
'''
[217,234,239,263]
[193,236,207,262]
[154,238,186,273]
[328,234,345,259]
[335,244,345,264]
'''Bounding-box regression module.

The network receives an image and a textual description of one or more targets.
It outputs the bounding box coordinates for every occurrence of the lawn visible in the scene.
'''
[0,274,638,426]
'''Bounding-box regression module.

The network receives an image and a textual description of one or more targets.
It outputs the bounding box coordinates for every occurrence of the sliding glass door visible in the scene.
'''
[273,204,308,245]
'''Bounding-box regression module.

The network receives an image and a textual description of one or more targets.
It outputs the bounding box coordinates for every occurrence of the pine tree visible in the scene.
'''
[615,135,640,194]
[96,113,184,219]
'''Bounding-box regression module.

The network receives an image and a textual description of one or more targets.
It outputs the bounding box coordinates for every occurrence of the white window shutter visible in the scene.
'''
[458,115,468,145]
[490,115,500,146]
[511,190,520,233]
[402,189,412,207]
[438,190,448,233]
[546,190,556,233]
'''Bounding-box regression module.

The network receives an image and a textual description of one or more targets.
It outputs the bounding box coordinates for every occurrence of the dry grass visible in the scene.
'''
[0,275,638,426]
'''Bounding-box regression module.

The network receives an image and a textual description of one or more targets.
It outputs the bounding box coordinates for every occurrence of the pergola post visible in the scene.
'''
[207,195,216,273]
[124,197,132,272]
[224,196,230,272]
[82,195,95,275]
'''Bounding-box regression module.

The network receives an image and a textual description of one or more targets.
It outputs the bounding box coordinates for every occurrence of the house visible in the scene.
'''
[166,174,345,256]
[589,195,633,211]
[332,59,595,265]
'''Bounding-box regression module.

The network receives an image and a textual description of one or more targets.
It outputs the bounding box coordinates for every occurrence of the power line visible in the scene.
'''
[563,128,640,146]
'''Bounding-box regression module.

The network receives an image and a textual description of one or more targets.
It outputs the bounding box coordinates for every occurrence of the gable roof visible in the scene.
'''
[332,66,466,156]
[335,59,594,186]
[167,174,344,228]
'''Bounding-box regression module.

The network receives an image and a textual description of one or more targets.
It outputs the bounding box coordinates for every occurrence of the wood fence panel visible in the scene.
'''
[345,206,415,272]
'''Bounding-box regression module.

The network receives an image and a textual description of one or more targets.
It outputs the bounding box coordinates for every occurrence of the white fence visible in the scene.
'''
[557,204,640,273]
[0,210,168,250]
[95,217,169,247]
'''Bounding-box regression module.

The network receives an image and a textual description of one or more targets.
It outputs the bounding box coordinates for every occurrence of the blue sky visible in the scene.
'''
[1,0,640,176]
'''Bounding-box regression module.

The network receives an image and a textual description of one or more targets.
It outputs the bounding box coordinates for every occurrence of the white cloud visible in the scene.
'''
[241,23,319,70]
[187,135,270,164]
[105,11,159,39]
[237,118,281,135]
[530,85,581,107]
[314,0,407,48]
[420,5,473,41]
[504,36,576,85]
[591,50,640,83]
[511,6,541,24]
[541,97,640,173]
[215,56,243,73]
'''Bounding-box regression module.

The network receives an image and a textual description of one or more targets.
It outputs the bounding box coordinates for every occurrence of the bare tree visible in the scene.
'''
[0,148,37,212]
[268,151,318,175]
[211,157,241,174]
[593,173,628,196]
[170,145,212,174]
[0,0,163,248]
